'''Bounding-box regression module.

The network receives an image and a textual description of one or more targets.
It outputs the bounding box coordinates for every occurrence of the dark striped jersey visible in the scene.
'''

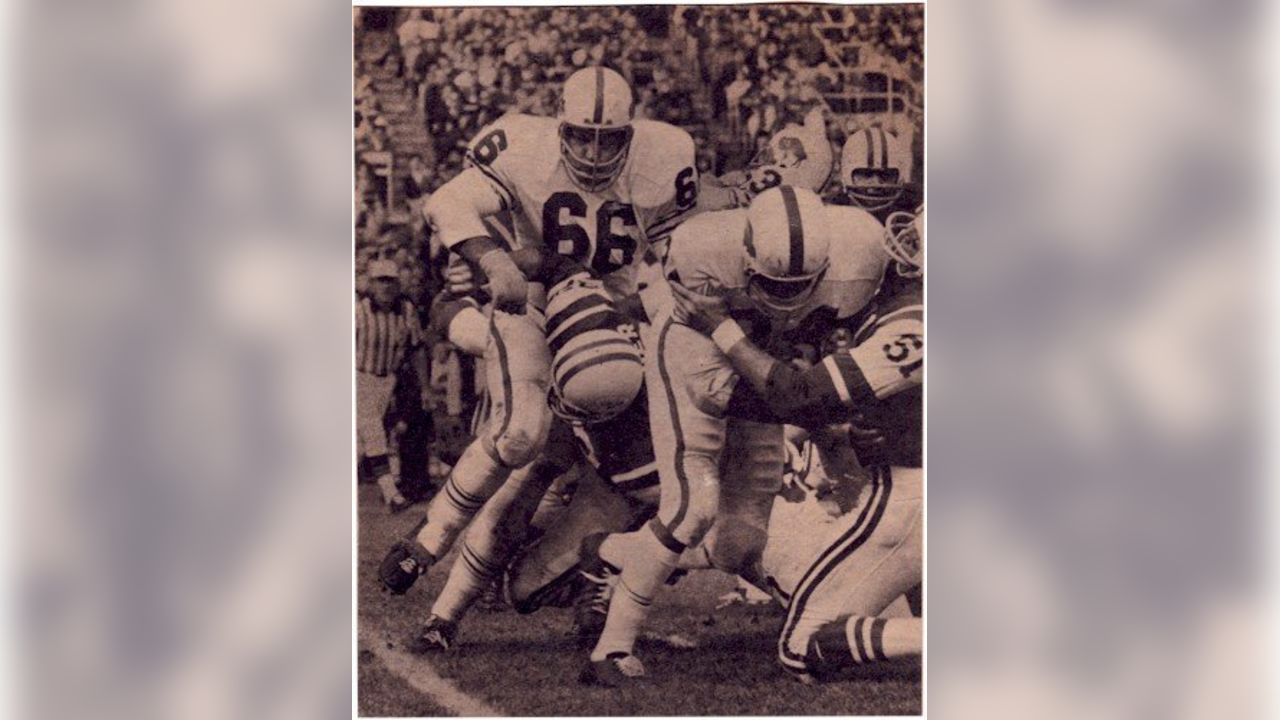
[355,296,423,376]
[570,391,659,494]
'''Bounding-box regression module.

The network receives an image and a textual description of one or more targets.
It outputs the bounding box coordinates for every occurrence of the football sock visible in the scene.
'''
[815,616,922,668]
[414,437,510,558]
[591,526,678,661]
[431,539,504,622]
[375,473,401,503]
[431,461,554,622]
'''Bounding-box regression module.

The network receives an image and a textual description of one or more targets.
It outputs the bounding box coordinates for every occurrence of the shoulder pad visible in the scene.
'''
[824,205,890,282]
[627,121,697,207]
[466,113,559,174]
[667,210,748,291]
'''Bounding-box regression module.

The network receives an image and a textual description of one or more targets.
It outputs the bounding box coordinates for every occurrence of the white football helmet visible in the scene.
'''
[544,271,643,424]
[558,66,635,192]
[743,186,832,315]
[883,206,923,277]
[840,125,913,212]
[749,107,834,194]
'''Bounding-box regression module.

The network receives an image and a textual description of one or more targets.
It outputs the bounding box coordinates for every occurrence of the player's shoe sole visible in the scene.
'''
[579,652,645,687]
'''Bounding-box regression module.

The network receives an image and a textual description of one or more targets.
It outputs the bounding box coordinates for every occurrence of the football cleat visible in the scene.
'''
[572,533,618,649]
[579,652,646,687]
[378,539,435,595]
[406,615,458,654]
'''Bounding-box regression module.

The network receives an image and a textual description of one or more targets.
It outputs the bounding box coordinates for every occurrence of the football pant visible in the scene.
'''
[776,465,922,672]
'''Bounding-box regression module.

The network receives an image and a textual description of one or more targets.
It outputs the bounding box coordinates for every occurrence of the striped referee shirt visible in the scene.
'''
[356,295,424,376]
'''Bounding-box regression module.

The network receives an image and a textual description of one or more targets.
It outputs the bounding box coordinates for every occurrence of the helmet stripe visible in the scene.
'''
[863,128,874,168]
[780,185,805,275]
[876,127,889,168]
[593,67,604,124]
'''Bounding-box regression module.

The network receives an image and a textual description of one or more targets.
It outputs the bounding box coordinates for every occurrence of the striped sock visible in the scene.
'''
[414,439,510,558]
[840,616,922,664]
[431,540,505,623]
[590,527,677,661]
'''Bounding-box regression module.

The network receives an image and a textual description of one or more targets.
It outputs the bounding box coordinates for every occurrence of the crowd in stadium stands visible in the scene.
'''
[353,5,922,304]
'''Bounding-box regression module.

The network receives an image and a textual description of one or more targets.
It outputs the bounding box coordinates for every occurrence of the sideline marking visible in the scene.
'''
[359,625,502,717]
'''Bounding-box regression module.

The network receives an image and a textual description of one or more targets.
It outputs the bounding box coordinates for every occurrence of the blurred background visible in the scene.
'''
[5,0,1276,719]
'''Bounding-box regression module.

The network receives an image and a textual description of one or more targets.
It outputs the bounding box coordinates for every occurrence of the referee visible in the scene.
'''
[357,257,428,512]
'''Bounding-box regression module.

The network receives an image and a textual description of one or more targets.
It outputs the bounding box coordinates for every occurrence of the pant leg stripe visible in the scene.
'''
[779,475,892,664]
[648,517,688,555]
[654,318,692,537]
[490,314,514,456]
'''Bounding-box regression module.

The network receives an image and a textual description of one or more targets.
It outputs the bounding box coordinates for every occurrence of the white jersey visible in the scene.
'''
[662,203,889,335]
[426,114,699,295]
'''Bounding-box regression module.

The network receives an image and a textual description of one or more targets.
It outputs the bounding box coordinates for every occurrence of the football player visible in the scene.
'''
[379,67,700,638]
[669,207,924,680]
[837,123,921,222]
[577,186,889,686]
[379,249,660,652]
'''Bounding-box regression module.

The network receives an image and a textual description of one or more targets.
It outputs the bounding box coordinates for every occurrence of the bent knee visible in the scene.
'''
[491,427,545,468]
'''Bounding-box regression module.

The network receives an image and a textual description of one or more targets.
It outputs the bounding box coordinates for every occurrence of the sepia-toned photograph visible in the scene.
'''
[354,3,923,715]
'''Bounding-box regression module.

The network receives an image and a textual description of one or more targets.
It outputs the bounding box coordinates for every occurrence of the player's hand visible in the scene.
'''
[478,249,528,314]
[670,280,728,336]
[444,258,476,295]
[845,413,888,461]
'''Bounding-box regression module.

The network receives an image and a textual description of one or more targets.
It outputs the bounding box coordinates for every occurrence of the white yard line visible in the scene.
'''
[359,625,503,717]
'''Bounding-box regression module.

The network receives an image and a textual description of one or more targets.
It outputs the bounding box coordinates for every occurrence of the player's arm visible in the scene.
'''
[423,125,527,312]
[670,282,922,427]
[697,166,786,212]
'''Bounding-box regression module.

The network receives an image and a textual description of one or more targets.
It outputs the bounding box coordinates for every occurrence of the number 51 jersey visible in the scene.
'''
[429,113,699,297]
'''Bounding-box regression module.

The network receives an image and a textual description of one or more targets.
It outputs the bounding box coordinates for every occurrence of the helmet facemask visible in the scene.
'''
[845,167,904,212]
[883,210,922,277]
[745,261,830,316]
[560,122,633,193]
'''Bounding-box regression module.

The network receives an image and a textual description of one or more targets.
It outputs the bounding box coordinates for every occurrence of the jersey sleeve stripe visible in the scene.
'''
[822,355,852,405]
[832,351,878,406]
[644,210,695,242]
[470,159,515,210]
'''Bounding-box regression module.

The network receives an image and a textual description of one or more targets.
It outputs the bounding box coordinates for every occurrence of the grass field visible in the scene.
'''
[357,484,922,716]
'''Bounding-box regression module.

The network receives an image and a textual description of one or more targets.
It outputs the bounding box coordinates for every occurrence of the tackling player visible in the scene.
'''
[577,186,889,685]
[377,66,700,648]
[669,207,924,680]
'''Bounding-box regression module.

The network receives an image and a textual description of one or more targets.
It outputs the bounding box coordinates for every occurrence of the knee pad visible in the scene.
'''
[672,456,720,545]
[486,402,550,468]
